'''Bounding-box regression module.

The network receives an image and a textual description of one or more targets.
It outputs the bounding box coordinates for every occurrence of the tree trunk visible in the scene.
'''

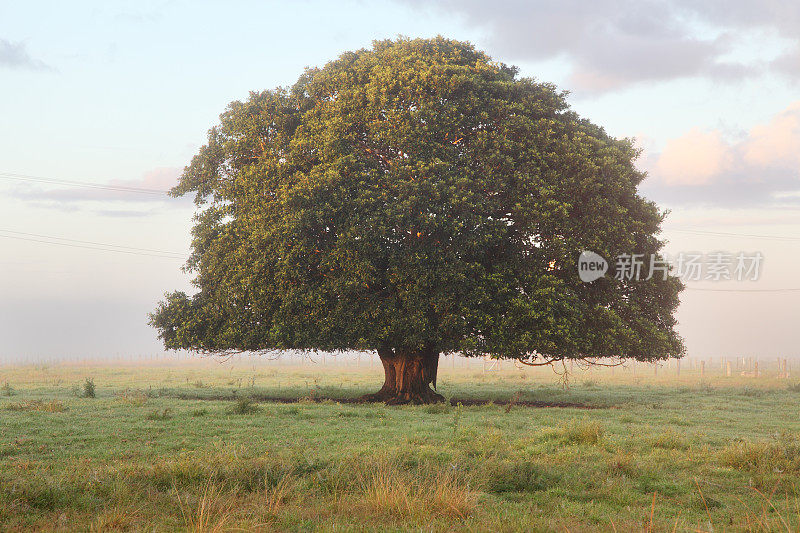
[361,346,444,404]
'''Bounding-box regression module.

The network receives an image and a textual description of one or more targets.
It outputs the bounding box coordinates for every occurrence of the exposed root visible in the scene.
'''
[385,389,445,405]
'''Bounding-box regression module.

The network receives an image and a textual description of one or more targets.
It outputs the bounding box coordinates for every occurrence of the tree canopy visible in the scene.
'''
[151,37,683,402]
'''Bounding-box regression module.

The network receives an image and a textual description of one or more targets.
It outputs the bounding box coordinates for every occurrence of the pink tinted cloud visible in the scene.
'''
[108,167,182,192]
[742,101,800,169]
[642,101,800,206]
[10,167,182,204]
[7,168,189,216]
[655,128,730,186]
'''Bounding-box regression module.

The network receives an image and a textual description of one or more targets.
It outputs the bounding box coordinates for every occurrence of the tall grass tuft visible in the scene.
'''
[561,419,604,445]
[174,478,233,533]
[229,396,260,415]
[262,472,296,518]
[651,429,689,450]
[82,378,96,398]
[719,437,800,473]
[484,460,555,493]
[90,504,141,531]
[354,461,477,521]
[146,408,173,421]
[451,402,463,437]
[5,399,66,412]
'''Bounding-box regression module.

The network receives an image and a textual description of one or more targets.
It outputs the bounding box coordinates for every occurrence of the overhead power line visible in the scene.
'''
[0,234,187,259]
[0,229,188,259]
[0,229,187,256]
[0,171,171,195]
[669,228,800,242]
[685,286,800,293]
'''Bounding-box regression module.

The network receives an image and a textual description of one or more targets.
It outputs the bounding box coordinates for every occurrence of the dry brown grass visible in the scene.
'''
[719,436,800,474]
[651,429,689,450]
[689,482,800,532]
[351,461,478,522]
[174,478,234,533]
[560,418,604,445]
[89,504,142,532]
[262,471,297,518]
[115,389,148,406]
[5,399,66,412]
[605,451,637,477]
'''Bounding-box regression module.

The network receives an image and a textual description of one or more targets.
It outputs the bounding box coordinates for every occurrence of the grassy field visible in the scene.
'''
[2,357,800,532]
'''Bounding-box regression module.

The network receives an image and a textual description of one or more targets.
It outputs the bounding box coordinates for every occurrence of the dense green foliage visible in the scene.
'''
[151,37,683,362]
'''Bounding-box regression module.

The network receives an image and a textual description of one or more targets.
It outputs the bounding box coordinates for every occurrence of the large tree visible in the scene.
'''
[151,37,683,404]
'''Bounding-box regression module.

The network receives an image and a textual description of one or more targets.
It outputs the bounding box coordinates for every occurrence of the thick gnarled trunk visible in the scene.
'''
[362,346,444,404]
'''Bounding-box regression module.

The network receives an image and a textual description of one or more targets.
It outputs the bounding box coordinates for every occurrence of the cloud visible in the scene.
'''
[654,129,730,186]
[7,167,189,216]
[773,47,800,78]
[0,38,52,71]
[396,0,799,92]
[109,166,184,196]
[742,102,800,167]
[94,207,167,218]
[641,101,800,206]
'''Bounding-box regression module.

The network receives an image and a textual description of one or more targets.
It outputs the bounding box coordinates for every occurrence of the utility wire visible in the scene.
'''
[667,228,800,291]
[0,171,170,195]
[685,286,800,293]
[668,228,800,242]
[0,232,188,259]
[0,229,186,256]
[4,171,800,272]
[4,229,800,285]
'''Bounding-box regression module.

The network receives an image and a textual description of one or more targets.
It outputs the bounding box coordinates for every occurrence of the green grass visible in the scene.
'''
[1,359,799,531]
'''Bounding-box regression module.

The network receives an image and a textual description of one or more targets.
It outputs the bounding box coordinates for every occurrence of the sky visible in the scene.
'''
[1,0,799,362]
